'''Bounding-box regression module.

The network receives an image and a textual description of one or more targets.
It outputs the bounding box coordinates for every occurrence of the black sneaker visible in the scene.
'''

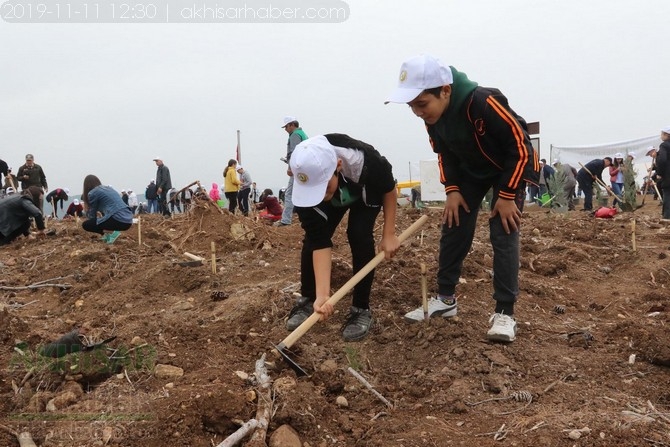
[286,296,314,331]
[341,306,373,342]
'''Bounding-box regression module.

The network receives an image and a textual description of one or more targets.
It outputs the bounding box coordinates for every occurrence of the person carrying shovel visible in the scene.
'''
[286,134,400,342]
[577,157,613,211]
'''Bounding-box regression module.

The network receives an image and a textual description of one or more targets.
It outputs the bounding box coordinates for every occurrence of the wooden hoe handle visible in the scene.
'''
[277,215,429,350]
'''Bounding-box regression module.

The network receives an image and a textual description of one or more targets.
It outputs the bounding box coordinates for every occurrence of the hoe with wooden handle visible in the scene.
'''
[273,215,429,376]
[578,162,623,203]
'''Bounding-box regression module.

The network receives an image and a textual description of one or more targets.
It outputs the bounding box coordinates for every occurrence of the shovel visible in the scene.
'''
[273,214,429,376]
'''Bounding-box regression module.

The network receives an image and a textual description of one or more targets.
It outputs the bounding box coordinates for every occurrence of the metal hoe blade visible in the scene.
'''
[273,344,308,377]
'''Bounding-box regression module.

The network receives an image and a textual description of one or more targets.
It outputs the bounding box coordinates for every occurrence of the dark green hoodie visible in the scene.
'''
[427,67,539,200]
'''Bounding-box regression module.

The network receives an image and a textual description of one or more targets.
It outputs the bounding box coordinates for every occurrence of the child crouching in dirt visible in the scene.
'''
[255,188,283,222]
[81,175,133,244]
[386,54,539,342]
[286,134,400,341]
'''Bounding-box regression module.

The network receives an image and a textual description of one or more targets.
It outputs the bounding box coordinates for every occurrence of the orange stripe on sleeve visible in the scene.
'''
[486,97,528,189]
[437,152,447,184]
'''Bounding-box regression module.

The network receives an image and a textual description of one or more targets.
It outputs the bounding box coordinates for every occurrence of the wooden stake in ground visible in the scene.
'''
[420,263,429,325]
[211,241,217,274]
[138,216,142,247]
[631,218,636,252]
[0,424,38,447]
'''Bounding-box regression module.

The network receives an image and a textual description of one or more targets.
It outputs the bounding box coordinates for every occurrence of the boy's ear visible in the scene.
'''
[336,159,343,171]
[442,85,452,97]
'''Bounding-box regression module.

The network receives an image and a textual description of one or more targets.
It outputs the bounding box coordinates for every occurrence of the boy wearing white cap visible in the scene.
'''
[656,126,670,218]
[386,54,540,342]
[286,134,400,341]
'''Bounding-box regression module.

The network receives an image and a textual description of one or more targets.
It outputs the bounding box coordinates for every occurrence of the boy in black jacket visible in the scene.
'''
[386,54,539,342]
[286,134,400,341]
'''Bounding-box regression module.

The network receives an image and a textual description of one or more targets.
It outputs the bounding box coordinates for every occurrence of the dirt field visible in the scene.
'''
[1,197,670,447]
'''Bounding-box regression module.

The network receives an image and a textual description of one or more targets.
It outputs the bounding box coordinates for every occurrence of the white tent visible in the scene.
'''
[550,135,662,183]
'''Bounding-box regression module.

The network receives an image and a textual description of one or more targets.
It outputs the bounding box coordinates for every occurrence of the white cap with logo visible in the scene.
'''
[385,54,454,104]
[289,136,337,207]
[282,116,297,127]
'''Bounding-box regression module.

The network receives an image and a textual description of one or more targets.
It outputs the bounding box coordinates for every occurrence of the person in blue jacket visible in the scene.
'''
[81,175,133,244]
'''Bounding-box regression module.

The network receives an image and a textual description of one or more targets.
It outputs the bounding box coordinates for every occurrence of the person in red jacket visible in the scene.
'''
[255,188,283,222]
[65,199,84,218]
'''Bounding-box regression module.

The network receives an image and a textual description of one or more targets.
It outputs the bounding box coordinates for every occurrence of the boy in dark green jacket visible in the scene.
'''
[386,54,539,342]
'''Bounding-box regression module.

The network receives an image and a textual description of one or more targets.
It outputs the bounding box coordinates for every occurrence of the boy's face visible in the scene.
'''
[662,131,670,142]
[407,85,452,125]
[322,160,343,202]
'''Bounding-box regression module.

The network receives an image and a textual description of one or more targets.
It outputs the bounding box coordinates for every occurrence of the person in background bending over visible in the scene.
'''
[0,186,46,246]
[45,187,69,218]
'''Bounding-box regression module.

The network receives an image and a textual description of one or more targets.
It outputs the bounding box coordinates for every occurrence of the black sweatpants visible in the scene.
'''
[437,180,526,315]
[299,200,381,310]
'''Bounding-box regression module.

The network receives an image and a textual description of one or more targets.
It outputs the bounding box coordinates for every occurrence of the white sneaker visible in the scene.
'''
[404,298,457,322]
[487,313,517,342]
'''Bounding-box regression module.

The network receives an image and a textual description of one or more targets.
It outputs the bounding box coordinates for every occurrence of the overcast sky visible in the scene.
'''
[1,0,669,196]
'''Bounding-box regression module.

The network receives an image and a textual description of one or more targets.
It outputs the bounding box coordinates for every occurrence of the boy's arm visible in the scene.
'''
[312,247,334,319]
[483,94,537,201]
[379,189,400,259]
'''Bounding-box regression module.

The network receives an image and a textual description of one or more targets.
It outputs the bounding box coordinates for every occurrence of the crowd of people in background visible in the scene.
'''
[0,144,289,246]
[526,133,670,216]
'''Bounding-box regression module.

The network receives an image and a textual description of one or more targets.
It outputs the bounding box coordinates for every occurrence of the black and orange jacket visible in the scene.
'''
[427,67,539,200]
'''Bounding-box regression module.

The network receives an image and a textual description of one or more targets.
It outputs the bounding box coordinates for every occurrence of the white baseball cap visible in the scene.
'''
[73,199,80,205]
[236,165,244,171]
[628,152,636,159]
[282,116,297,127]
[662,126,670,134]
[289,135,337,207]
[385,54,454,104]
[614,152,623,159]
[152,155,162,161]
[63,188,70,194]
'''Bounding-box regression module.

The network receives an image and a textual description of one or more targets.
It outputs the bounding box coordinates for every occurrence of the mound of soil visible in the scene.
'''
[1,198,670,446]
